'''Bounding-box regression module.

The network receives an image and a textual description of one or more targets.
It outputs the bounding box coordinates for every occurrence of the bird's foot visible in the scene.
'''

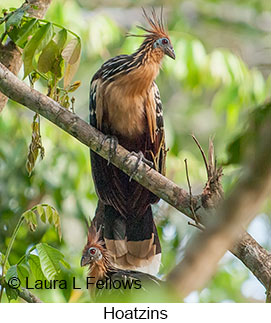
[124,151,153,181]
[100,135,118,165]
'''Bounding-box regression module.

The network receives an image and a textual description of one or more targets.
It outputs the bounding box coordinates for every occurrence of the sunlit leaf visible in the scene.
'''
[5,265,17,283]
[5,264,29,288]
[36,204,45,219]
[16,264,29,287]
[28,254,47,281]
[54,28,67,52]
[23,210,37,231]
[36,243,65,280]
[45,205,53,224]
[23,22,53,78]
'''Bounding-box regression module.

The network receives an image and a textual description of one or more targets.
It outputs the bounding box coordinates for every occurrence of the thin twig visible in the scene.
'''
[188,221,205,231]
[208,137,215,175]
[184,158,199,224]
[192,134,209,178]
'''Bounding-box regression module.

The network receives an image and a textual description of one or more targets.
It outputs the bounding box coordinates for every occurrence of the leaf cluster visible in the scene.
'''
[1,6,81,103]
[0,204,69,302]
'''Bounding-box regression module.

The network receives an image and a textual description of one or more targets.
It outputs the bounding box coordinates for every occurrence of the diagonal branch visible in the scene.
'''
[17,288,43,303]
[0,62,270,294]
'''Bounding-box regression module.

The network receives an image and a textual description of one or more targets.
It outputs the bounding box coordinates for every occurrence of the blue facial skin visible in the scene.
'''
[153,37,169,48]
[153,38,175,59]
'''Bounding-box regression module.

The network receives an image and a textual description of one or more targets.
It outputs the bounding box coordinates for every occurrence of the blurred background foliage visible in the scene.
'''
[0,0,271,303]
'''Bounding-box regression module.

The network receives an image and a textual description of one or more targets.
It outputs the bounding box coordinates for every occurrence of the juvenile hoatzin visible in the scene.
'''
[81,222,161,299]
[89,9,175,274]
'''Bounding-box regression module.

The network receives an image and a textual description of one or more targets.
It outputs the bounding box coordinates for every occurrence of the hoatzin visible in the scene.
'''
[81,222,161,299]
[89,8,175,274]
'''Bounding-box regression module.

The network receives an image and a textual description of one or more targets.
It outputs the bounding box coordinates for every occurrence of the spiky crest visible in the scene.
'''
[128,7,169,41]
[87,221,102,246]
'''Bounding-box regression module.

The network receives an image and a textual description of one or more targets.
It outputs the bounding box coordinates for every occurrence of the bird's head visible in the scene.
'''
[153,36,175,60]
[131,8,175,60]
[81,222,108,268]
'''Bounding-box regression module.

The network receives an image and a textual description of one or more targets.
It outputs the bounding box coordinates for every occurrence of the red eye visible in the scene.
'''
[162,38,169,45]
[89,248,96,255]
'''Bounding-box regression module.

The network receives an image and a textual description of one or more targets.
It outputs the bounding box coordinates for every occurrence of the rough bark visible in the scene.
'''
[0,0,52,112]
[17,288,42,303]
[0,62,270,295]
[232,231,271,291]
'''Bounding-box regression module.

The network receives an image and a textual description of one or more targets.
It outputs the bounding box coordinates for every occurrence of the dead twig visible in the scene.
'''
[184,158,199,224]
[188,221,205,231]
[192,134,209,178]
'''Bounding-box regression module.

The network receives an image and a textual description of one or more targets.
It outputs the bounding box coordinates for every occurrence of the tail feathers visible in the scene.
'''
[93,201,161,275]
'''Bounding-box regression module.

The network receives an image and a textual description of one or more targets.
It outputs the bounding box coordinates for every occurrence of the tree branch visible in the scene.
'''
[0,0,52,112]
[0,62,270,295]
[17,288,42,303]
[167,120,271,297]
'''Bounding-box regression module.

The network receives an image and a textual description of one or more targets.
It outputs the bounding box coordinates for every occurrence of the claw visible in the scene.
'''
[100,135,118,165]
[124,151,153,181]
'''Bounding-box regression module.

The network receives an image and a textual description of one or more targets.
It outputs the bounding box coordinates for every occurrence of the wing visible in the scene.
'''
[89,78,160,216]
[146,82,166,176]
[89,77,127,213]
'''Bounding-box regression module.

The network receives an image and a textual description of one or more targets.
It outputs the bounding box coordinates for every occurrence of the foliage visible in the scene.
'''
[0,0,271,303]
[0,5,83,175]
[0,203,68,302]
[1,5,81,97]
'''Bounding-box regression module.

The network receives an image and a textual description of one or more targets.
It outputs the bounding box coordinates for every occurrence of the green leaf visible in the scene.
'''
[36,204,45,219]
[51,56,65,79]
[52,208,62,240]
[36,243,64,280]
[38,40,59,74]
[45,205,53,223]
[15,18,38,48]
[0,251,4,266]
[6,8,25,30]
[17,264,29,286]
[54,28,67,52]
[40,208,46,223]
[60,258,70,269]
[5,265,18,283]
[23,210,37,231]
[22,22,53,78]
[28,254,47,281]
[5,264,29,288]
[5,285,18,302]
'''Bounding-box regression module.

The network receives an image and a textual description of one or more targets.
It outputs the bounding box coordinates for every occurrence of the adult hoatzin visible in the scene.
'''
[89,9,175,274]
[81,222,161,299]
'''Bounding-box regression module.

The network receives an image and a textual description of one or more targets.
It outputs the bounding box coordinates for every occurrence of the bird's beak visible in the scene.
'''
[80,255,89,267]
[165,45,176,60]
